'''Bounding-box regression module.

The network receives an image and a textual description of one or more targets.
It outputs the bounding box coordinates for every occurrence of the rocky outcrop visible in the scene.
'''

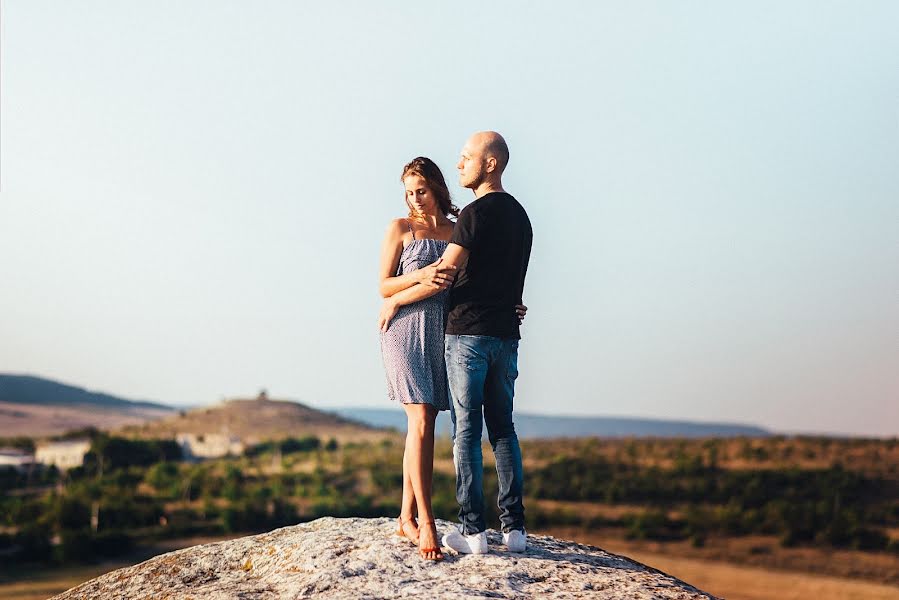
[52,517,719,599]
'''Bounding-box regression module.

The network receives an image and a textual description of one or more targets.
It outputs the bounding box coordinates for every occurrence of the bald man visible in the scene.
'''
[443,131,533,554]
[441,131,532,554]
[382,132,532,554]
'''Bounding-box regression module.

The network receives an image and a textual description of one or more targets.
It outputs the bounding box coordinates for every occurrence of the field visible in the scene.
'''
[2,435,897,598]
[605,547,899,600]
[0,400,172,438]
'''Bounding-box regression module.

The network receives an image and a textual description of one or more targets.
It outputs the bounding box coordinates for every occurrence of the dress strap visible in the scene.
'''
[407,219,415,241]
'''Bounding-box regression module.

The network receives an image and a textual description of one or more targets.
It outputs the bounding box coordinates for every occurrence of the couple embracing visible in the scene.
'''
[378,131,532,561]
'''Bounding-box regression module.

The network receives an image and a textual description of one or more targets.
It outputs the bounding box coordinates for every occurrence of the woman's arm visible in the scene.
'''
[378,220,417,298]
[379,243,469,331]
[394,243,468,305]
[378,220,456,298]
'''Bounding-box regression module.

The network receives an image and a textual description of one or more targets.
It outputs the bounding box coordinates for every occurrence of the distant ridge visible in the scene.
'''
[0,374,175,437]
[0,374,173,411]
[333,407,770,438]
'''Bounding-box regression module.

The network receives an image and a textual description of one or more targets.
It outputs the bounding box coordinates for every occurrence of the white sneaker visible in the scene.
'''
[503,529,527,552]
[442,529,488,554]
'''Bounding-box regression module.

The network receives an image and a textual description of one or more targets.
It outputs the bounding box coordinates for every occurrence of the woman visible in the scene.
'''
[377,157,458,561]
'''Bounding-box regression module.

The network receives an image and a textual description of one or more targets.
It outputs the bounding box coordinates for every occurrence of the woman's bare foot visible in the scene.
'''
[418,520,444,561]
[396,516,420,545]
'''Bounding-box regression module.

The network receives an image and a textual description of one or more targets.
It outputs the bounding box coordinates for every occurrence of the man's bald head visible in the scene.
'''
[470,131,510,174]
[458,130,510,195]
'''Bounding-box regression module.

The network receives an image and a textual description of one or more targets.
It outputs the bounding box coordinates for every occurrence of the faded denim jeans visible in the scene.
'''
[445,334,525,535]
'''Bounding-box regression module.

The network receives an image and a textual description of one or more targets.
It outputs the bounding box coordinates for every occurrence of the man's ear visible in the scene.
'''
[485,156,497,173]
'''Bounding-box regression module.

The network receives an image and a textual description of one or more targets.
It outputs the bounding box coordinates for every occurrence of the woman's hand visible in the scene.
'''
[416,258,457,289]
[515,304,528,325]
[379,298,400,332]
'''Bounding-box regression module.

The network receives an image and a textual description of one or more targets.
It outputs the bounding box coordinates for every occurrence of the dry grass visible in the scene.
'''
[119,398,395,445]
[0,400,172,438]
[543,526,899,585]
[617,549,899,600]
[0,561,137,600]
[0,537,232,600]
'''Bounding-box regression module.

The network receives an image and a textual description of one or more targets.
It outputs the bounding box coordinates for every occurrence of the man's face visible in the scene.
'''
[457,138,487,189]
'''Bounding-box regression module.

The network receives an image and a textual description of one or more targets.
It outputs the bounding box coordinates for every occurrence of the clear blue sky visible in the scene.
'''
[2,1,897,436]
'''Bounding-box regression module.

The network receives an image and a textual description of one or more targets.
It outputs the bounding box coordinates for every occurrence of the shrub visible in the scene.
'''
[14,524,53,561]
[58,528,94,563]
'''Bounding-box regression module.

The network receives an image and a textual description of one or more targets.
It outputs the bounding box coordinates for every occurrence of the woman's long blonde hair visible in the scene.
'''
[401,157,460,222]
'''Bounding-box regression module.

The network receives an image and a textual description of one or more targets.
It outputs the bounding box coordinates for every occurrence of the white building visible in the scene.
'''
[176,433,244,460]
[35,439,92,470]
[0,448,36,472]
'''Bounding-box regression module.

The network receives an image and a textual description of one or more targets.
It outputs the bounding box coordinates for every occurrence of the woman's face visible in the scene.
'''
[403,175,437,216]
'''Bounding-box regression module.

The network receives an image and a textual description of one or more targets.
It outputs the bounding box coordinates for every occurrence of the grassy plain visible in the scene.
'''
[606,547,899,600]
[3,435,897,599]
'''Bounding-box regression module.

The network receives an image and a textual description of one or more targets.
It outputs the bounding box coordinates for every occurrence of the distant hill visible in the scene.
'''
[0,374,173,410]
[332,407,771,439]
[122,397,394,445]
[0,374,175,437]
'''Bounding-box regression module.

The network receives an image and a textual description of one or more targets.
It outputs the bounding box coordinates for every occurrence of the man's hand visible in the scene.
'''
[379,298,400,332]
[416,257,457,289]
[516,304,528,325]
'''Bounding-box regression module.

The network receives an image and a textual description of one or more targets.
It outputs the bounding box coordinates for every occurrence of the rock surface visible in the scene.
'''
[52,517,719,599]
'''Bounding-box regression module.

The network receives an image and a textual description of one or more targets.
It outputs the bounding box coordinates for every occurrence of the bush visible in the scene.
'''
[851,528,889,551]
[887,538,899,555]
[625,510,683,541]
[280,436,321,454]
[93,530,133,556]
[58,528,94,563]
[14,524,53,561]
[56,497,91,530]
[223,465,244,502]
[145,462,180,495]
[83,436,181,473]
[222,501,268,533]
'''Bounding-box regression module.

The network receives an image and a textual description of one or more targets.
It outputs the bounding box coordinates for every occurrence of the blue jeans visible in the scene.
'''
[445,334,525,534]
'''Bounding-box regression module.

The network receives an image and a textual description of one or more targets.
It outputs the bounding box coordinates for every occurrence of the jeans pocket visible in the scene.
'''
[506,341,519,382]
[457,336,487,371]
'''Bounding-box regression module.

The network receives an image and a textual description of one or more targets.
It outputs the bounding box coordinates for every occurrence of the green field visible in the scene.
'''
[2,433,898,592]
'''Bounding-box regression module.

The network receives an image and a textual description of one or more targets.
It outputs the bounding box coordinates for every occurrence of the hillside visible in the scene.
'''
[0,374,174,437]
[0,374,171,410]
[333,407,771,438]
[121,397,393,444]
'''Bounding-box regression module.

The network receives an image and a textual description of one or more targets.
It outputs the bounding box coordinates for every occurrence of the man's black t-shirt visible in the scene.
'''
[446,192,532,339]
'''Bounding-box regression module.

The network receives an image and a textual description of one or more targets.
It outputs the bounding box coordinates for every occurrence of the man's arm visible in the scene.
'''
[394,243,468,306]
[377,220,457,298]
[378,243,469,331]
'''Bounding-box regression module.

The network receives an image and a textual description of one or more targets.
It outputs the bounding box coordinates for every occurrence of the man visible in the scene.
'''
[438,131,532,554]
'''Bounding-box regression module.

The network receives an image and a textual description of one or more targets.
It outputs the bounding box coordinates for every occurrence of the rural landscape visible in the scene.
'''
[6,0,897,597]
[1,374,897,600]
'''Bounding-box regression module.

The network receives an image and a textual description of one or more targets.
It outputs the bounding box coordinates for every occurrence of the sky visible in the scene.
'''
[1,1,897,437]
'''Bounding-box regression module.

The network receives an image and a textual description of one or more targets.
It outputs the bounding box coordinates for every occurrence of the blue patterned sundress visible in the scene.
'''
[379,236,450,411]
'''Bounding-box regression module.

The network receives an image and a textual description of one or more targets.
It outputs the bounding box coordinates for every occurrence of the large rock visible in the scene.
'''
[52,517,718,599]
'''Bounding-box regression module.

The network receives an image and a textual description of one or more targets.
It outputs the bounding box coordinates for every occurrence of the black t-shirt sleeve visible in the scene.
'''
[450,204,480,250]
